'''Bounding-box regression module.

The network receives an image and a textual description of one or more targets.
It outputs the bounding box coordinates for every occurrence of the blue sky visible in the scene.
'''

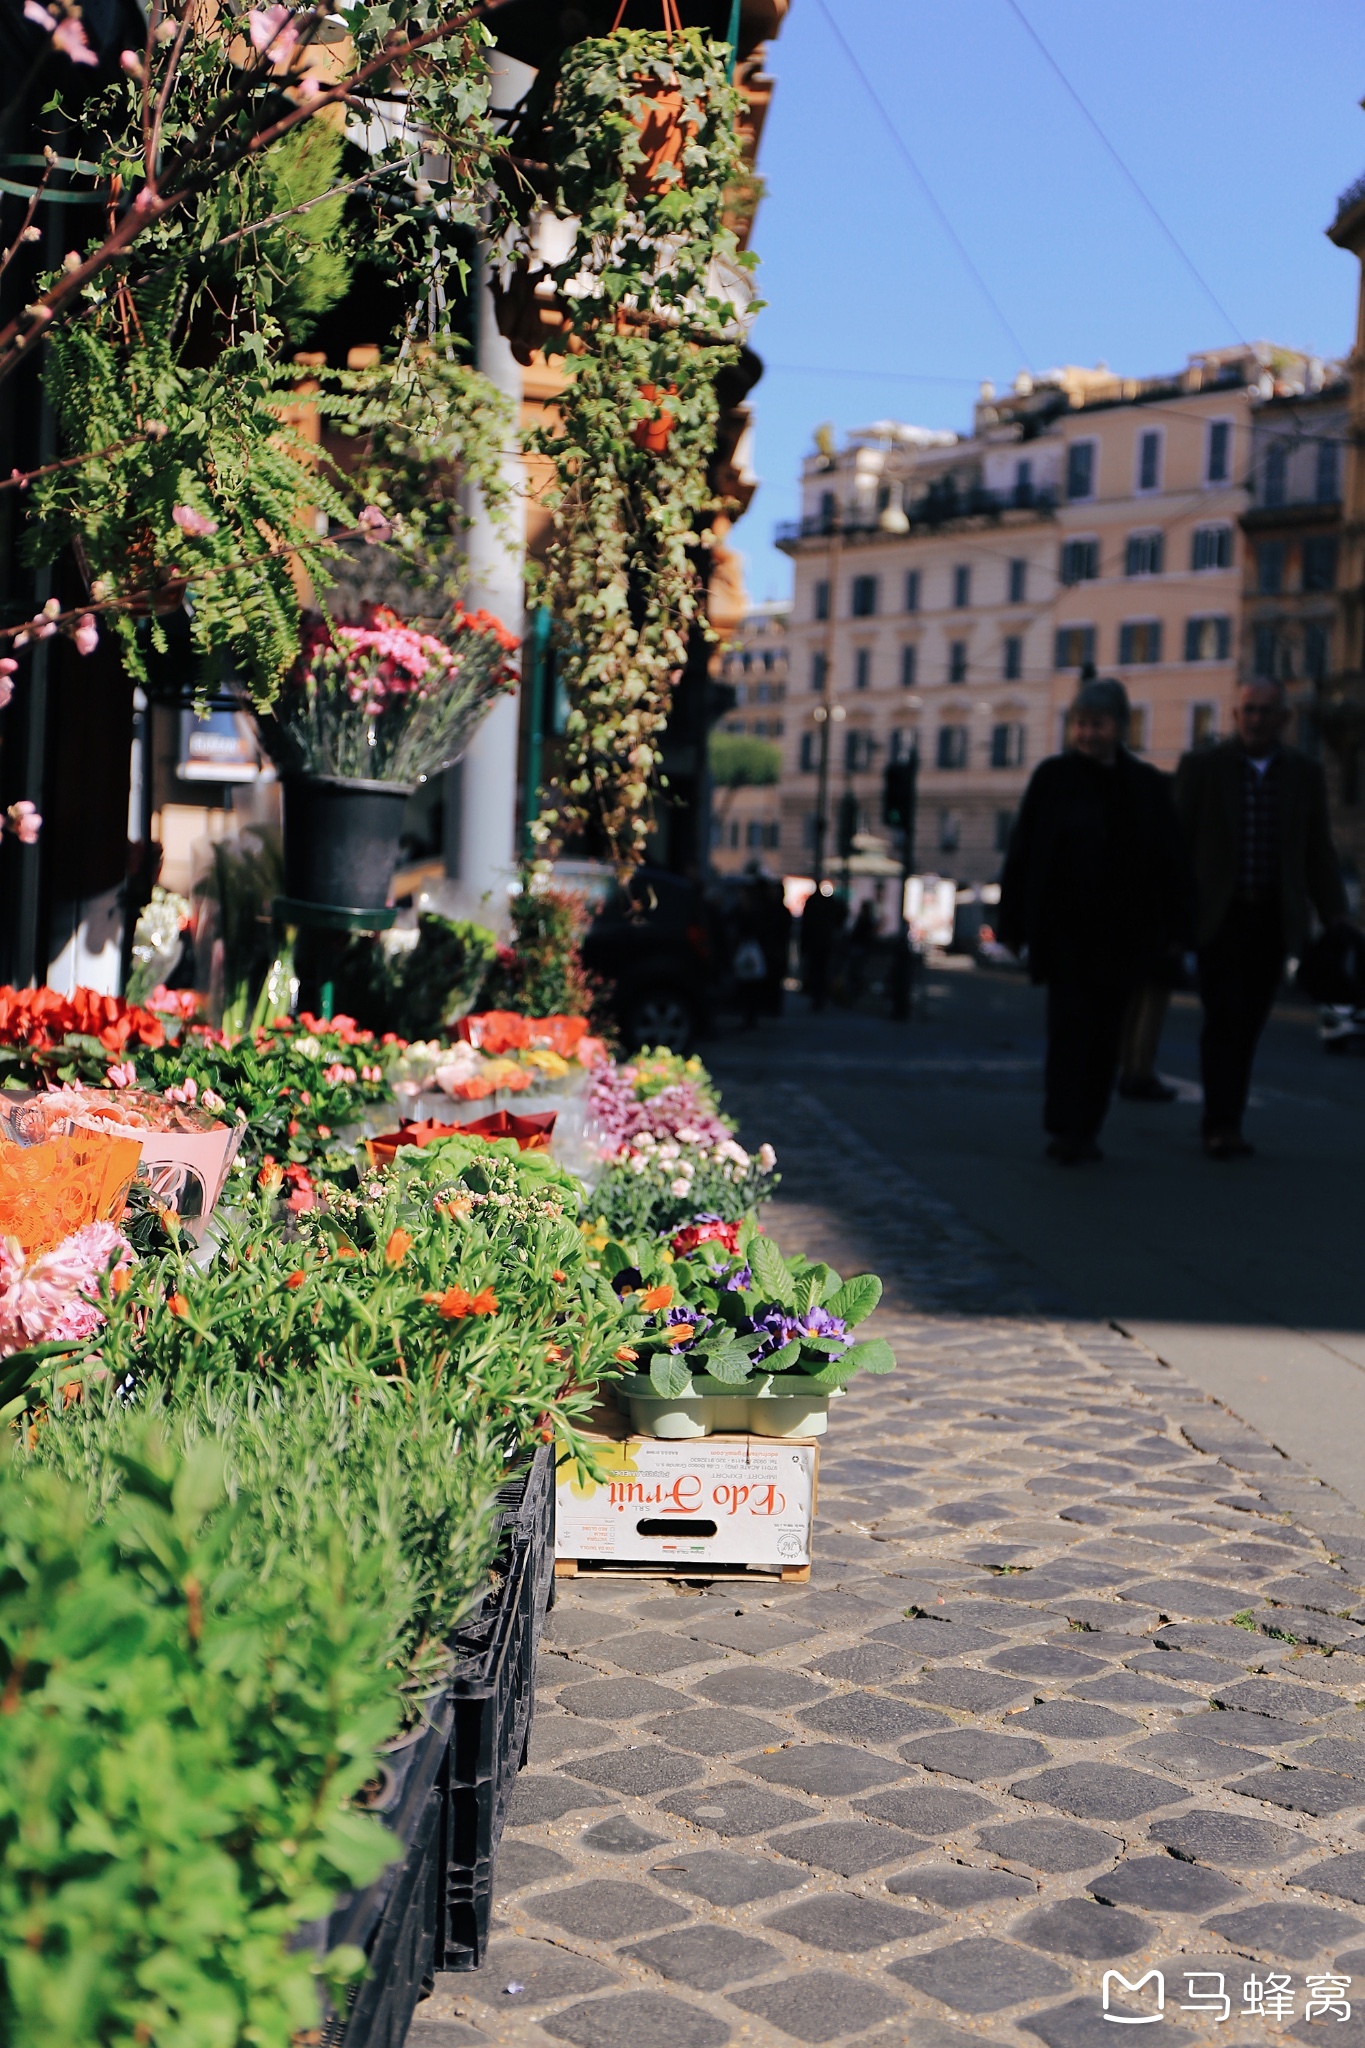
[730,0,1365,603]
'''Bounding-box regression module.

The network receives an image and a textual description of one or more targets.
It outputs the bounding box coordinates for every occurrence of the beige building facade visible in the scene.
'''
[710,601,789,873]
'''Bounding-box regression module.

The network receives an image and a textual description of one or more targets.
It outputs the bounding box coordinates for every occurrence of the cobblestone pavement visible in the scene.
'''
[408,1083,1365,2048]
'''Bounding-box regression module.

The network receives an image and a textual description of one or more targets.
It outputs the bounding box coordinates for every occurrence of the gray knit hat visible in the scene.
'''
[1072,675,1131,736]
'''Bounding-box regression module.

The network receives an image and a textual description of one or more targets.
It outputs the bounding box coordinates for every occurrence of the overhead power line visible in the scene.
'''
[813,0,1033,370]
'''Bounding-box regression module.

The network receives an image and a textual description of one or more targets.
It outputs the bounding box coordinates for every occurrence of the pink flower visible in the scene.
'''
[51,12,98,63]
[172,504,218,538]
[0,1221,133,1357]
[247,5,298,61]
[5,801,40,845]
[74,613,98,656]
[23,1,54,23]
[295,72,322,99]
[163,1076,198,1104]
[106,1060,136,1088]
[0,678,12,713]
[322,1061,356,1085]
[358,504,392,545]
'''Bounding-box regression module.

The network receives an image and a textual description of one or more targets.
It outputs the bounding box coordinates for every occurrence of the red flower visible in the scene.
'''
[167,1292,189,1318]
[286,1269,307,1289]
[671,1218,742,1259]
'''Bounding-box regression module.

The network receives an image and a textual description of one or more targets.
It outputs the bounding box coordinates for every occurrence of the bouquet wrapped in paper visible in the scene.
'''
[0,1085,243,1242]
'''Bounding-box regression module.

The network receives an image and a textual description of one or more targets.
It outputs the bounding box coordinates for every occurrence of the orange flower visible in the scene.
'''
[317,1124,331,1140]
[167,1292,189,1318]
[436,1285,472,1319]
[286,1270,307,1290]
[469,1287,498,1315]
[551,1268,567,1283]
[665,1323,695,1347]
[640,1283,673,1311]
[287,1118,300,1137]
[110,1266,131,1295]
[614,1345,639,1363]
[384,1228,413,1267]
[545,1343,566,1364]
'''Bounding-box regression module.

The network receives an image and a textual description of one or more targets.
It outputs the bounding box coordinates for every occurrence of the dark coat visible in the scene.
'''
[999,749,1192,986]
[1172,739,1346,953]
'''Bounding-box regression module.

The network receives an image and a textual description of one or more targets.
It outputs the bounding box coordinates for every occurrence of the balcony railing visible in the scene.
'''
[775,483,1056,547]
[1334,170,1365,226]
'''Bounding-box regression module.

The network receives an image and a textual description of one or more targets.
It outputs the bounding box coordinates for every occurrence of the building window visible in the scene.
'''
[948,640,968,683]
[994,810,1015,853]
[953,564,971,607]
[936,725,968,770]
[745,820,780,850]
[818,489,837,531]
[854,647,872,691]
[851,574,879,617]
[1002,634,1022,681]
[1066,440,1095,501]
[990,722,1025,769]
[1316,439,1341,504]
[1013,460,1033,507]
[811,650,828,693]
[1137,429,1162,492]
[1127,705,1149,753]
[889,726,919,763]
[1303,535,1338,593]
[1305,622,1331,682]
[1008,558,1027,603]
[1118,620,1162,664]
[1125,531,1164,577]
[900,644,917,689]
[939,810,961,854]
[845,729,876,773]
[1055,624,1096,671]
[1059,538,1100,585]
[1263,441,1288,508]
[814,579,830,621]
[1190,703,1218,749]
[803,814,818,849]
[904,568,921,612]
[1206,419,1231,484]
[1192,523,1233,571]
[799,731,818,771]
[1252,624,1287,681]
[1257,541,1284,595]
[1184,615,1231,663]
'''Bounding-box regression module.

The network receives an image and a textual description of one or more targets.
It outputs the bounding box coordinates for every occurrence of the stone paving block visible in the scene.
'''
[560,1746,702,1797]
[527,1714,617,1763]
[1118,1578,1253,1618]
[556,1677,694,1719]
[405,2023,489,2048]
[883,2022,1012,2048]
[1231,1766,1365,1817]
[1125,1729,1271,1779]
[474,1936,618,2005]
[727,1969,906,2043]
[1291,1737,1365,1781]
[492,1841,575,1891]
[1291,1852,1365,1903]
[1213,1677,1350,1721]
[643,1707,788,1755]
[1149,1807,1307,1867]
[592,1631,708,1675]
[649,1849,805,1907]
[1007,1702,1140,1740]
[540,1990,730,2048]
[1152,1621,1271,1658]
[685,1613,821,1656]
[987,1644,1107,1680]
[899,1730,1052,1782]
[1062,1599,1161,1631]
[767,1819,927,1875]
[620,1925,783,1992]
[1124,1649,1237,1682]
[505,1776,613,1825]
[692,1667,828,1710]
[804,1641,915,1684]
[524,1879,690,1941]
[870,1620,1006,1655]
[797,1692,951,1744]
[1010,1762,1186,1820]
[1010,1897,1150,1960]
[1088,1853,1242,1913]
[1020,1994,1162,2046]
[766,1893,943,1953]
[741,1741,908,1796]
[580,1816,667,1854]
[1203,1900,1363,1957]
[543,1612,617,1649]
[659,1779,816,1837]
[854,1786,1000,1835]
[887,1864,1035,1907]
[1069,1670,1204,1706]
[787,1590,906,1629]
[889,1935,1073,2013]
[899,1668,1034,1714]
[977,1817,1121,1872]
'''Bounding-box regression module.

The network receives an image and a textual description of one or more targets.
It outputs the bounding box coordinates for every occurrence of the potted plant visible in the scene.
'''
[257,604,518,914]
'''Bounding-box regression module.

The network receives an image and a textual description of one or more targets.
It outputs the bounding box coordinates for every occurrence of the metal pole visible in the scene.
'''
[889,744,918,1022]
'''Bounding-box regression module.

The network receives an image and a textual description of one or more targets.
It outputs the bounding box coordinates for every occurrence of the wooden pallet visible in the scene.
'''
[553,1557,811,1583]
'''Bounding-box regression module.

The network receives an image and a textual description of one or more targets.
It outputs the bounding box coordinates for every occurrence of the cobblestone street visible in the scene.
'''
[408,1069,1365,2048]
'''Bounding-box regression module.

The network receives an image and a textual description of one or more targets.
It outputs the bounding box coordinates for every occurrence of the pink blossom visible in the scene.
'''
[358,504,393,545]
[247,5,298,61]
[172,503,218,538]
[322,1061,356,1085]
[5,801,40,845]
[74,613,98,656]
[0,1221,133,1357]
[295,72,322,99]
[9,468,29,491]
[51,12,98,63]
[163,1076,198,1104]
[0,678,12,713]
[107,1060,136,1088]
[119,48,142,75]
[23,1,55,23]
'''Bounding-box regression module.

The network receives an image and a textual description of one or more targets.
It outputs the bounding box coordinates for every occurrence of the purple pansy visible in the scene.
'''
[749,1300,851,1361]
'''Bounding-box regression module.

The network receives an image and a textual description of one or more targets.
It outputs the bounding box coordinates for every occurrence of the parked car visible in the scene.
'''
[581,866,717,1050]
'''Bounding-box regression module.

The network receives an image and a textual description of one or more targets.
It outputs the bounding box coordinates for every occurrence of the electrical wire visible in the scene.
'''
[813,0,1033,370]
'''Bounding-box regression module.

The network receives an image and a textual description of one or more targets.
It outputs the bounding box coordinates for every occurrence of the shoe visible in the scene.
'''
[1046,1137,1104,1165]
[1203,1131,1254,1161]
[1118,1075,1178,1103]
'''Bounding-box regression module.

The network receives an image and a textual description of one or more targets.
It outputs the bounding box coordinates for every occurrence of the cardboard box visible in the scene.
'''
[555,1427,818,1577]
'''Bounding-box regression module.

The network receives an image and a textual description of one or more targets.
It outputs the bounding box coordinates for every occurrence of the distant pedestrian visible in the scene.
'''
[800,884,845,1013]
[1174,678,1347,1160]
[1116,984,1177,1102]
[999,677,1190,1164]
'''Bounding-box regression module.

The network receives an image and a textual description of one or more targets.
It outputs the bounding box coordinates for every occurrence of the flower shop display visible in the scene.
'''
[0,1083,243,1241]
[581,1050,778,1237]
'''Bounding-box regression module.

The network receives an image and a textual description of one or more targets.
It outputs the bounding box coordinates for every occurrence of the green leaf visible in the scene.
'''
[763,1339,801,1373]
[748,1234,792,1306]
[699,1345,752,1385]
[824,1274,882,1325]
[801,1353,864,1390]
[842,1336,897,1376]
[649,1353,693,1399]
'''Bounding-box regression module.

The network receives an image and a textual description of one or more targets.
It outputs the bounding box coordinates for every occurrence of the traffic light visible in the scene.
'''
[883,756,917,831]
[835,790,859,859]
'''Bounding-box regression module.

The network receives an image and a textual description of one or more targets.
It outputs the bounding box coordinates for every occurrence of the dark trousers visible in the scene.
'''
[1044,979,1132,1141]
[1197,900,1284,1136]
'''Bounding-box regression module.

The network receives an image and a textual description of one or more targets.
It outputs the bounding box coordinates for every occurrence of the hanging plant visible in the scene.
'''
[511,24,758,866]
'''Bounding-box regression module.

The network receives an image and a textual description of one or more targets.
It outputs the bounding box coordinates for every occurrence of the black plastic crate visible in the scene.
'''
[320,1698,453,2048]
[440,1442,556,1971]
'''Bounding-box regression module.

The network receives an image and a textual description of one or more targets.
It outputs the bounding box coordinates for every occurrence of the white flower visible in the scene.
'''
[669,1177,690,1197]
[295,1035,321,1059]
[757,1143,776,1172]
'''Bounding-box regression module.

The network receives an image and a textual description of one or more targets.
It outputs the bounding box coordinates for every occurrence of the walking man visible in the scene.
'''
[1000,677,1190,1164]
[1174,677,1346,1160]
